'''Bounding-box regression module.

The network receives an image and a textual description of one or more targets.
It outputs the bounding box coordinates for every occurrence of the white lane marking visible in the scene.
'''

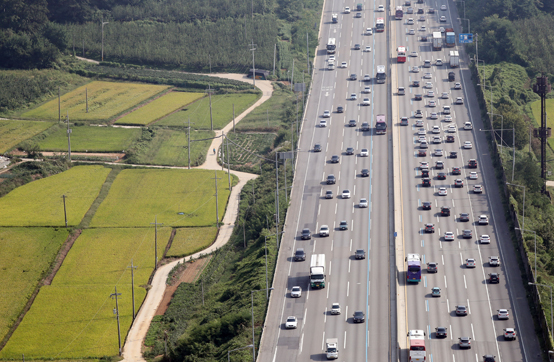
[347,281,350,297]
[467,299,471,314]
[444,275,448,288]
[349,259,351,273]
[471,323,475,340]
[350,239,352,251]
[464,275,467,289]
[447,299,450,314]
[442,255,445,265]
[303,308,307,328]
[345,305,348,322]
[344,331,347,348]
[318,204,321,216]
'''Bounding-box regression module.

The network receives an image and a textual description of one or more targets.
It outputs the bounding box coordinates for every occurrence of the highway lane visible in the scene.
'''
[258,0,393,361]
[392,1,540,362]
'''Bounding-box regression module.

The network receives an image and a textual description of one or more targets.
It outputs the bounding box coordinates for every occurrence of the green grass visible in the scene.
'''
[156,92,260,129]
[115,91,205,126]
[236,85,296,131]
[0,165,111,227]
[36,124,142,152]
[0,227,68,343]
[166,227,218,257]
[0,227,171,359]
[531,99,554,149]
[227,132,276,168]
[21,81,170,123]
[0,119,55,153]
[89,169,232,228]
[130,128,214,167]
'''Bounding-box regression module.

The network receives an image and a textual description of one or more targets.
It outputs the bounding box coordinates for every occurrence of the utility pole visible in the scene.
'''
[532,74,552,192]
[250,40,257,89]
[233,104,236,132]
[86,87,89,113]
[209,54,212,73]
[212,171,222,228]
[58,87,61,124]
[82,38,84,57]
[101,16,109,62]
[66,112,72,161]
[291,59,295,91]
[62,194,68,227]
[207,85,214,131]
[273,43,276,76]
[110,287,122,356]
[127,260,137,319]
[224,132,232,191]
[306,32,310,74]
[150,216,163,270]
[186,117,192,169]
[275,153,280,238]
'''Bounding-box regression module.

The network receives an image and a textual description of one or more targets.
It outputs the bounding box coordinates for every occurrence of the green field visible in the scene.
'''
[90,169,232,228]
[0,165,110,226]
[0,227,68,343]
[0,227,171,359]
[166,227,218,257]
[21,81,170,123]
[156,93,260,129]
[227,132,276,168]
[531,99,554,149]
[130,128,214,167]
[0,119,54,153]
[115,91,205,125]
[36,124,142,152]
[236,85,295,132]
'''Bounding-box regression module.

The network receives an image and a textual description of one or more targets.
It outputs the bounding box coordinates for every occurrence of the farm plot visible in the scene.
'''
[0,227,68,342]
[0,165,110,227]
[157,92,259,129]
[131,128,214,167]
[0,227,171,359]
[90,169,233,228]
[21,81,169,123]
[115,91,204,125]
[236,85,295,132]
[166,226,218,257]
[227,132,276,168]
[0,119,54,153]
[36,125,141,152]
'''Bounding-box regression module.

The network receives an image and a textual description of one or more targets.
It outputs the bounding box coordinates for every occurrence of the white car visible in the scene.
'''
[432,126,440,134]
[448,125,456,133]
[364,45,372,52]
[433,136,441,144]
[428,100,436,107]
[360,148,369,157]
[436,59,443,66]
[430,112,438,119]
[420,26,426,31]
[286,316,298,328]
[407,18,414,24]
[474,184,483,193]
[319,119,327,127]
[344,6,351,13]
[490,256,500,266]
[323,110,331,118]
[466,258,476,268]
[418,128,426,135]
[341,61,348,68]
[364,86,372,93]
[439,15,446,22]
[464,122,473,130]
[359,198,368,208]
[444,231,454,241]
[350,93,357,100]
[464,141,473,149]
[469,172,478,180]
[331,303,341,315]
[443,115,452,122]
[438,187,447,196]
[441,92,449,99]
[378,4,385,11]
[425,81,433,89]
[419,161,429,169]
[427,90,435,97]
[411,51,418,57]
[290,286,302,297]
[366,28,373,35]
[319,225,330,237]
[418,135,427,143]
[441,4,447,10]
[412,65,420,72]
[454,82,462,89]
[434,149,443,157]
[424,72,432,79]
[364,74,371,81]
[362,98,371,106]
[415,119,424,127]
[498,309,510,319]
[342,190,351,199]
[480,235,491,244]
[329,55,335,62]
[409,28,416,35]
[478,215,489,225]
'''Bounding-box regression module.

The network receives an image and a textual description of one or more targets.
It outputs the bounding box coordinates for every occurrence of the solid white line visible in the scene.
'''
[300,333,304,353]
[303,308,307,328]
[344,331,347,348]
[444,275,448,288]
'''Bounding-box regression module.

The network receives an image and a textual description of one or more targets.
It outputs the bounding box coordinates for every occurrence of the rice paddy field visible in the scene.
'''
[0,119,54,153]
[115,91,204,126]
[0,165,111,227]
[21,81,169,123]
[166,227,218,257]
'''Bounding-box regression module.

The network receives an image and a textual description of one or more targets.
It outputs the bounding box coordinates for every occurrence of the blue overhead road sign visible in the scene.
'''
[459,33,473,43]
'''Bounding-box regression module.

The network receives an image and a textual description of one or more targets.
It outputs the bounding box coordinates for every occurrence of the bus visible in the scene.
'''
[375,114,387,134]
[408,330,426,362]
[395,5,403,20]
[397,46,406,63]
[376,18,385,32]
[327,38,336,54]
[406,253,421,282]
[376,65,386,83]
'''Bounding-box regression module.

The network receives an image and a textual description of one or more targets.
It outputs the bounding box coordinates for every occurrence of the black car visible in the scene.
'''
[327,175,336,184]
[294,248,306,261]
[337,106,344,113]
[422,178,431,187]
[415,94,423,100]
[437,172,446,180]
[421,35,428,42]
[301,228,311,240]
[354,43,361,50]
[417,7,424,13]
[452,167,461,175]
[441,206,450,216]
[331,155,340,163]
[314,143,322,152]
[422,201,432,210]
[424,223,435,233]
[446,135,455,143]
[353,311,365,323]
[469,159,478,168]
[435,327,447,338]
[483,355,496,362]
[421,169,429,178]
[489,273,500,283]
[361,121,370,131]
[361,168,370,177]
[450,151,458,158]
[413,80,420,87]
[428,7,435,13]
[346,147,354,155]
[355,249,366,259]
[459,213,470,222]
[449,72,455,81]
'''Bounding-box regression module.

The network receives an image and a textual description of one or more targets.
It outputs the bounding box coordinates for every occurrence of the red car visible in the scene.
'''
[468,159,478,168]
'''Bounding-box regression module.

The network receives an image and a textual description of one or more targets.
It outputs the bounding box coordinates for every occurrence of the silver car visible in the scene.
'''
[290,286,302,298]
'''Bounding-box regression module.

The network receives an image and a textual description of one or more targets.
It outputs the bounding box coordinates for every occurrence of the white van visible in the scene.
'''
[443,105,451,114]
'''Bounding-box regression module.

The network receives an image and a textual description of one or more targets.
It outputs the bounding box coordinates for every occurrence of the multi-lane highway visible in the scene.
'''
[258,0,542,361]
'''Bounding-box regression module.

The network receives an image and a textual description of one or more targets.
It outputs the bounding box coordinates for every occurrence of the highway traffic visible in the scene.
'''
[258,0,542,361]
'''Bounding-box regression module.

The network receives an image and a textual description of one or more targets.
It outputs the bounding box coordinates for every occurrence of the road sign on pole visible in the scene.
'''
[459,33,473,43]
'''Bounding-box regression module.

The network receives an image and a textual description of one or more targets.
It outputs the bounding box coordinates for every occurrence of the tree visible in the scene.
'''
[0,0,49,33]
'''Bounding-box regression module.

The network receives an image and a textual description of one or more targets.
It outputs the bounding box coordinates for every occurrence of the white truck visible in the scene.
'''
[310,254,326,288]
[449,51,459,68]
[326,338,339,359]
[376,65,386,83]
[432,32,442,50]
[408,330,426,362]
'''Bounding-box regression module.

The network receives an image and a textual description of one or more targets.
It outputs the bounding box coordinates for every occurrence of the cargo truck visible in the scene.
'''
[310,254,326,288]
[432,32,442,50]
[326,338,339,359]
[445,28,455,47]
[408,330,426,362]
[449,51,459,68]
[376,65,386,83]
